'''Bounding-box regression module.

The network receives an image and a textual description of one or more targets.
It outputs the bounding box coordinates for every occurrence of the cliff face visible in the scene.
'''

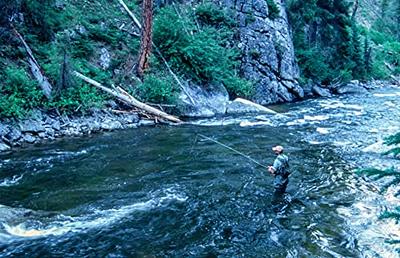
[220,0,304,104]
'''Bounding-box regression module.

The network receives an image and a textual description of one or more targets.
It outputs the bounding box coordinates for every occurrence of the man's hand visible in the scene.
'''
[268,166,275,175]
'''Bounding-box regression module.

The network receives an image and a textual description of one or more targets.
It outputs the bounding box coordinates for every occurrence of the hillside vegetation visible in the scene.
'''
[0,0,399,119]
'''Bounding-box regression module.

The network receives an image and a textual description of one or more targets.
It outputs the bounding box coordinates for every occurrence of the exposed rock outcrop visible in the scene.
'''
[224,0,304,104]
[177,83,229,117]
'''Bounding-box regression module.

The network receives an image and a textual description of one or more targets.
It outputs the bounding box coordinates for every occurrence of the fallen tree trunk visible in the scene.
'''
[12,27,53,99]
[73,71,182,123]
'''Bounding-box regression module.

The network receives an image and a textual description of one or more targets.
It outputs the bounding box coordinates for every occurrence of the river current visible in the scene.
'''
[1,86,400,257]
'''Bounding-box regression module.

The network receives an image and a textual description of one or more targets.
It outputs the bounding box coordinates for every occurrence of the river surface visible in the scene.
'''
[1,86,400,257]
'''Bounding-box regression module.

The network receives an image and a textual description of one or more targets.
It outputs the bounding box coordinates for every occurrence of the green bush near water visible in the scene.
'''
[0,65,43,118]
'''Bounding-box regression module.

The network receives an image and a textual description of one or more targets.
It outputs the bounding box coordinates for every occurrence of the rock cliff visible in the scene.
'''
[227,0,304,104]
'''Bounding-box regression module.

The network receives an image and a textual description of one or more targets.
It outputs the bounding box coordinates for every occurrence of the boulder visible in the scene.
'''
[0,123,10,138]
[334,81,369,95]
[176,83,229,117]
[52,120,61,131]
[226,98,277,114]
[312,85,332,97]
[19,120,45,134]
[23,134,36,144]
[138,120,155,126]
[4,127,22,143]
[123,113,140,124]
[101,120,123,131]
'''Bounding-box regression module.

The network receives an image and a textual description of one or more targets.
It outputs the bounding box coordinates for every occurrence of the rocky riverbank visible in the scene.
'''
[0,109,147,153]
[1,77,398,153]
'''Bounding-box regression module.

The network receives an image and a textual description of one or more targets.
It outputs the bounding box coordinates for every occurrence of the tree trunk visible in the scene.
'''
[117,0,195,105]
[137,0,153,78]
[73,71,182,123]
[351,0,359,21]
[12,27,53,99]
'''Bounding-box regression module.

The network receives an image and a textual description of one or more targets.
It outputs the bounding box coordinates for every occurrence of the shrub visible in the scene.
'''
[137,74,177,103]
[266,0,280,20]
[195,2,236,27]
[154,5,251,99]
[0,65,43,118]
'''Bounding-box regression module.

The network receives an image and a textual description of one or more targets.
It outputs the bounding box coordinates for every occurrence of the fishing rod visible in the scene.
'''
[198,134,269,169]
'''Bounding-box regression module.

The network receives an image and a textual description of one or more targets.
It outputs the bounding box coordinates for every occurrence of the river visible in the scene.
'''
[1,86,400,257]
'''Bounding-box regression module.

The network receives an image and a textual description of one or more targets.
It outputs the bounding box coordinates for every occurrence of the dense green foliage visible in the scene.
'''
[0,0,253,118]
[266,0,280,20]
[288,0,400,84]
[288,0,365,84]
[0,64,43,118]
[153,3,252,98]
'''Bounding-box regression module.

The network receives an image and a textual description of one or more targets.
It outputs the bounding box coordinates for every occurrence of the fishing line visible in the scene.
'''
[197,134,268,169]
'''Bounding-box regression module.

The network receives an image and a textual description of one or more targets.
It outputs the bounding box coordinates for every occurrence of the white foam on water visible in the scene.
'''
[0,175,24,187]
[319,100,363,111]
[307,140,324,145]
[239,120,273,127]
[316,128,330,134]
[2,190,187,239]
[373,92,400,97]
[303,115,330,121]
[286,119,306,126]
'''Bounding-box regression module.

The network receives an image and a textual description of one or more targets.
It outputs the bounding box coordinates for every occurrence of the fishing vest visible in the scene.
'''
[274,154,290,176]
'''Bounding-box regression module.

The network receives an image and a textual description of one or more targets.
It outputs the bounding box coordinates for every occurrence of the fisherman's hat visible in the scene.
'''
[272,145,284,152]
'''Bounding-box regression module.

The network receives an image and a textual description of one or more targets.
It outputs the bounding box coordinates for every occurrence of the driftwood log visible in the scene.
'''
[74,71,182,123]
[12,27,53,99]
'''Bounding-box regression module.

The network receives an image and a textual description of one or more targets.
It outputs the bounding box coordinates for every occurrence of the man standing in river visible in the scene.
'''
[268,145,290,194]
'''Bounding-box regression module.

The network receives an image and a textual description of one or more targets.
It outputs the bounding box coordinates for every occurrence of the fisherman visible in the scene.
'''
[268,145,290,194]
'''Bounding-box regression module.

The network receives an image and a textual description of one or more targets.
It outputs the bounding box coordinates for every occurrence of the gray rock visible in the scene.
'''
[19,120,45,133]
[226,98,277,114]
[0,142,11,152]
[124,114,140,124]
[101,120,123,131]
[176,82,229,117]
[227,0,303,104]
[23,134,36,144]
[334,82,369,95]
[138,120,155,126]
[99,47,111,70]
[38,132,46,138]
[52,120,61,131]
[312,85,332,97]
[0,123,10,138]
[4,127,22,143]
[45,128,55,137]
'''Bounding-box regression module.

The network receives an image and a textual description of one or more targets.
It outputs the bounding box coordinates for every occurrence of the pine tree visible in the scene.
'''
[363,36,372,75]
[358,132,400,223]
[350,23,366,79]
